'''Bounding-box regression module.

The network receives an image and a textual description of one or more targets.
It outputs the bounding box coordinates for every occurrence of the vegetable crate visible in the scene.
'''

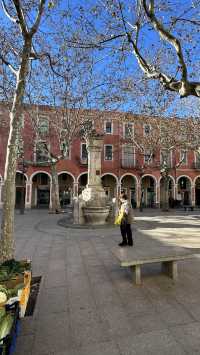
[0,302,20,355]
[0,260,32,318]
[3,271,31,318]
[17,271,31,318]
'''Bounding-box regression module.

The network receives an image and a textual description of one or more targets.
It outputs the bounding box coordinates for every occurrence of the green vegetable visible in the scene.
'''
[0,269,9,282]
[0,314,14,342]
[0,287,8,304]
[14,283,24,292]
[0,259,31,279]
[0,308,5,322]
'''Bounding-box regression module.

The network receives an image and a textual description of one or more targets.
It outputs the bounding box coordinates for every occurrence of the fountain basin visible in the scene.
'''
[83,206,110,225]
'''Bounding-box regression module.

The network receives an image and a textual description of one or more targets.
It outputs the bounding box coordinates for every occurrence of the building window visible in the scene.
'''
[161,150,171,168]
[104,145,113,160]
[122,145,135,168]
[104,121,113,134]
[144,150,152,164]
[124,123,133,139]
[36,141,49,162]
[38,116,49,135]
[144,124,151,136]
[81,143,88,162]
[180,150,187,165]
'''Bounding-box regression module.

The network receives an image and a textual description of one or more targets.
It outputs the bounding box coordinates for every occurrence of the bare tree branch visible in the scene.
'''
[1,0,18,23]
[0,54,17,75]
[12,0,28,35]
[30,0,46,36]
[142,0,188,83]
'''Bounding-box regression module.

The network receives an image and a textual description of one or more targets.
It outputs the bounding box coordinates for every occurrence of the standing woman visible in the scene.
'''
[118,192,134,247]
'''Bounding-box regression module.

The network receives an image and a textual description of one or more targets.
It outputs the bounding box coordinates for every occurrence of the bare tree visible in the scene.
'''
[0,0,49,261]
[70,1,200,100]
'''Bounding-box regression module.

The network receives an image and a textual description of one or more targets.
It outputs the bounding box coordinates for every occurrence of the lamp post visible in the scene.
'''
[18,159,28,215]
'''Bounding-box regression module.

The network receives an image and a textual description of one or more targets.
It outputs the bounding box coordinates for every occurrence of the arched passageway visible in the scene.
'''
[58,173,74,207]
[78,173,88,195]
[32,172,50,208]
[15,172,27,209]
[160,176,175,208]
[101,174,117,201]
[195,177,200,206]
[177,176,191,206]
[141,175,156,208]
[121,174,137,208]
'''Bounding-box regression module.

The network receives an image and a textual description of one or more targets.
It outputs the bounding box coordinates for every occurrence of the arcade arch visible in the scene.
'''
[177,176,192,206]
[160,175,175,208]
[101,173,118,201]
[15,172,27,209]
[58,172,75,207]
[120,174,138,208]
[141,175,157,208]
[31,172,51,208]
[194,176,200,206]
[77,173,88,195]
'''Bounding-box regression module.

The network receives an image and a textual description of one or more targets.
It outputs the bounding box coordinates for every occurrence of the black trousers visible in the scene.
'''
[120,223,133,245]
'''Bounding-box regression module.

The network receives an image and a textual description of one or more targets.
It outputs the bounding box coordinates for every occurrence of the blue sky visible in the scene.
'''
[0,0,200,118]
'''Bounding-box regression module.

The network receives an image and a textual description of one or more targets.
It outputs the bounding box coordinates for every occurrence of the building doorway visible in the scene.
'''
[101,174,117,201]
[141,176,156,208]
[177,176,191,206]
[31,172,50,208]
[195,177,200,206]
[15,172,27,209]
[121,175,137,208]
[58,173,74,207]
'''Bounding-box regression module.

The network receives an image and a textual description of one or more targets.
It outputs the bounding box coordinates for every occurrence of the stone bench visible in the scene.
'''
[112,246,194,285]
[182,205,194,211]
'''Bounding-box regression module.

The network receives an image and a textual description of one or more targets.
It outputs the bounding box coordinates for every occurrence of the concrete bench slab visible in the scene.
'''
[112,246,194,285]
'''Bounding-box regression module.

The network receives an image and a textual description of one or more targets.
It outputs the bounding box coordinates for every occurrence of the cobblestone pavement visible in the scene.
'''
[1,209,200,355]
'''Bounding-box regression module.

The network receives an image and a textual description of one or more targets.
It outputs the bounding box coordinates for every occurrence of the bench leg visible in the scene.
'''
[162,261,178,281]
[130,265,141,285]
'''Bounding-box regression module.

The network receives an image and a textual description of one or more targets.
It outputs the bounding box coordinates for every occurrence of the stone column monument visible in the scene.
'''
[75,133,110,225]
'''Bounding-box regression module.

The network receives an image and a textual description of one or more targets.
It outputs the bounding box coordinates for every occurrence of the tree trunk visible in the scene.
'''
[0,40,32,262]
[49,162,61,213]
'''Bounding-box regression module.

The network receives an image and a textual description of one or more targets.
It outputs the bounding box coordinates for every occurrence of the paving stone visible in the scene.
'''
[76,340,121,355]
[171,322,200,353]
[15,335,34,355]
[128,311,167,334]
[43,270,67,288]
[70,320,111,347]
[117,329,187,355]
[100,305,133,337]
[1,210,200,355]
[33,328,73,354]
[19,317,37,335]
[37,287,68,314]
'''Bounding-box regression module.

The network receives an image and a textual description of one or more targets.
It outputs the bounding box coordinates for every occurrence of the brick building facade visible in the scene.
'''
[0,103,200,209]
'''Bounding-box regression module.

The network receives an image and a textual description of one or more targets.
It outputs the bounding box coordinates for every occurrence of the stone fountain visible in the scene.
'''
[74,133,110,225]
